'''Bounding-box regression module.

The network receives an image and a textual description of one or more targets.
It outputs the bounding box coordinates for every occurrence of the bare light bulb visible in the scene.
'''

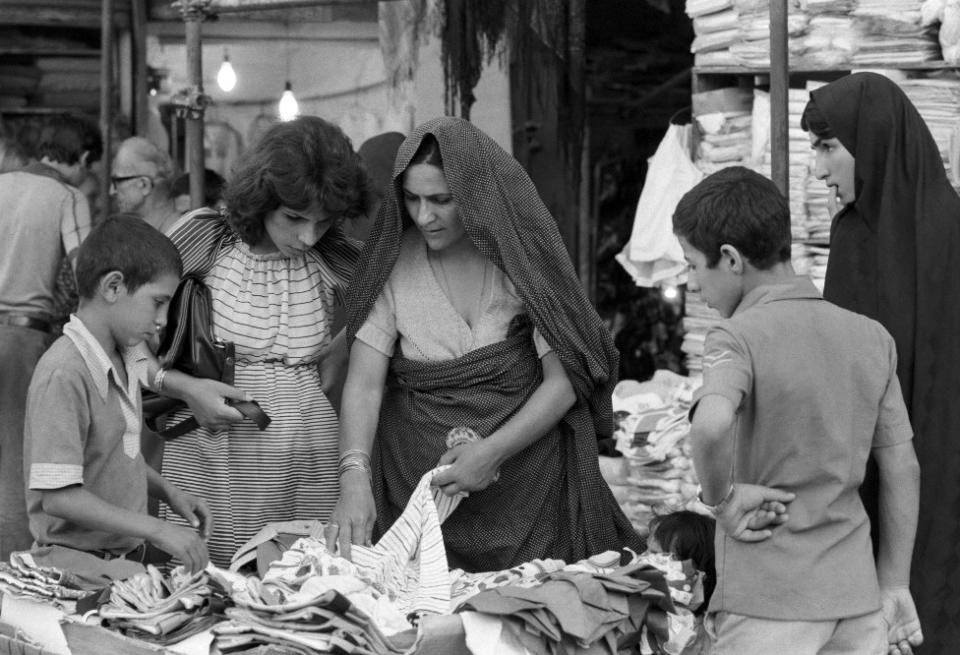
[663,285,679,300]
[278,81,299,121]
[217,53,237,92]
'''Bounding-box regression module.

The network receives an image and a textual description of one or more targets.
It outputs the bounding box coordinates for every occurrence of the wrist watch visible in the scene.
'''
[698,483,735,515]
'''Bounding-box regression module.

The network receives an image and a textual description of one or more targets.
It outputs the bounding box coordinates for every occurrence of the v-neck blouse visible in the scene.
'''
[356,229,552,362]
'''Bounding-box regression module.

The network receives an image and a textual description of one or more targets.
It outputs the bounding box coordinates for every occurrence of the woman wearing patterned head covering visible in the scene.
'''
[328,117,642,572]
[803,72,960,653]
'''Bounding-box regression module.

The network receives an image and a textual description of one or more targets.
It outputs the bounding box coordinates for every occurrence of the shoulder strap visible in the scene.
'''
[169,208,235,277]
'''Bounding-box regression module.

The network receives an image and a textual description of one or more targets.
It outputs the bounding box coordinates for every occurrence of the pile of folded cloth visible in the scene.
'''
[0,551,91,605]
[692,86,755,175]
[208,467,464,653]
[97,565,225,646]
[454,550,705,655]
[688,0,944,69]
[606,372,705,538]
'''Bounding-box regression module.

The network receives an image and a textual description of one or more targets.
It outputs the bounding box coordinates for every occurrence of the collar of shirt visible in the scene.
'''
[63,315,148,402]
[732,275,822,317]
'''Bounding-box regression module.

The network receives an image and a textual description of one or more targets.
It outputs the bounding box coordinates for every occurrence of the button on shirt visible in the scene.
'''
[25,315,150,553]
[694,276,912,621]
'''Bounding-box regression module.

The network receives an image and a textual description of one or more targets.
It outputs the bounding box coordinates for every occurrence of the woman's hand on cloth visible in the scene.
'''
[325,471,376,560]
[432,440,503,496]
[881,586,923,655]
[714,483,795,542]
[181,377,251,431]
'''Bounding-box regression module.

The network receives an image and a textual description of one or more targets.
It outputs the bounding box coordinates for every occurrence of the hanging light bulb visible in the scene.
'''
[278,80,299,121]
[217,50,237,92]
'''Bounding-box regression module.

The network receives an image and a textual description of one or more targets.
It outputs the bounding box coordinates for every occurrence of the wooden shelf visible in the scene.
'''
[0,107,95,115]
[0,49,99,57]
[694,61,960,75]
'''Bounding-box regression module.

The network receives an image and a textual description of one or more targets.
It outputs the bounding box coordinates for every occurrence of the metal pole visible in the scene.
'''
[183,9,207,209]
[100,0,113,211]
[131,0,149,136]
[770,0,789,198]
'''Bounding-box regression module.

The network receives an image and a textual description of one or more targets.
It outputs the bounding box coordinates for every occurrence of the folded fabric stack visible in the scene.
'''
[851,0,941,64]
[692,86,755,176]
[98,565,224,646]
[729,1,812,68]
[0,552,90,605]
[898,76,960,191]
[687,0,740,66]
[608,373,704,538]
[450,551,622,609]
[210,467,465,653]
[455,557,691,655]
[679,291,723,376]
[210,569,413,655]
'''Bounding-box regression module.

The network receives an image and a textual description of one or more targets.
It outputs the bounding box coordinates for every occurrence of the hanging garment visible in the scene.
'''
[616,123,701,288]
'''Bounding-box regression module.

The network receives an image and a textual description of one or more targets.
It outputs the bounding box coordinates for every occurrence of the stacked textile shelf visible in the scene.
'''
[686,0,944,68]
[608,373,708,541]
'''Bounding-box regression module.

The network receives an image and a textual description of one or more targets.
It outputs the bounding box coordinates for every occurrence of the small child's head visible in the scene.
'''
[648,510,716,612]
[75,214,182,347]
[672,166,791,317]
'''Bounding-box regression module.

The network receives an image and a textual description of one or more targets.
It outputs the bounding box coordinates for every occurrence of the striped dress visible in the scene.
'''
[161,217,349,567]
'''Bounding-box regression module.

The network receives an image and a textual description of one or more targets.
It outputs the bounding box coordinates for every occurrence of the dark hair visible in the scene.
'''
[37,114,103,166]
[170,168,225,207]
[673,166,791,269]
[76,214,182,299]
[799,97,835,140]
[649,510,716,614]
[408,134,444,169]
[222,116,370,245]
[398,135,446,229]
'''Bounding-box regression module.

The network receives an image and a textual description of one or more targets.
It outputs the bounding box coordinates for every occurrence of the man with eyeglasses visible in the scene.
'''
[0,113,102,558]
[111,137,181,234]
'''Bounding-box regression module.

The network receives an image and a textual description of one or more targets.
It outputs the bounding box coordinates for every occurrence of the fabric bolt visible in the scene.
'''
[694,277,912,621]
[160,210,360,567]
[345,116,641,573]
[24,315,150,554]
[811,72,960,649]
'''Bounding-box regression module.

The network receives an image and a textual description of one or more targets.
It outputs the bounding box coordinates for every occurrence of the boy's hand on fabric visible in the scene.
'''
[167,489,213,540]
[433,441,501,496]
[149,522,209,573]
[881,586,923,655]
[716,483,795,542]
[183,378,249,431]
[326,474,376,560]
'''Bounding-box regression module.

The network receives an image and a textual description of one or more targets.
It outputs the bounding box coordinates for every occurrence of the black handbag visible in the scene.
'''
[143,255,271,440]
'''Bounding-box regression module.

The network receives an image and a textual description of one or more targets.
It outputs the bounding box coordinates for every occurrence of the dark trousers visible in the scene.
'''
[0,325,54,558]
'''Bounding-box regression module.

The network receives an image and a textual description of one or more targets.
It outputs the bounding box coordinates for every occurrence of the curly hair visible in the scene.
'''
[222,116,370,245]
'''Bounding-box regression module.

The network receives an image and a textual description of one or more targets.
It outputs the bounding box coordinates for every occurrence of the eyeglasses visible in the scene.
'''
[110,174,149,187]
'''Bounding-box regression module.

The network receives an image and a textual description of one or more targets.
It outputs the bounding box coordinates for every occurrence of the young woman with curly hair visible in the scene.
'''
[155,116,369,566]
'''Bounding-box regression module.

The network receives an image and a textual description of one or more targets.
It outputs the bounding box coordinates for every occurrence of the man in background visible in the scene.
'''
[111,136,180,234]
[0,113,102,558]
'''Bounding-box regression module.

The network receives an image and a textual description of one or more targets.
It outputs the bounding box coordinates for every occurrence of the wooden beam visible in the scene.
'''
[132,0,149,136]
[100,0,113,209]
[185,15,205,209]
[770,0,789,198]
